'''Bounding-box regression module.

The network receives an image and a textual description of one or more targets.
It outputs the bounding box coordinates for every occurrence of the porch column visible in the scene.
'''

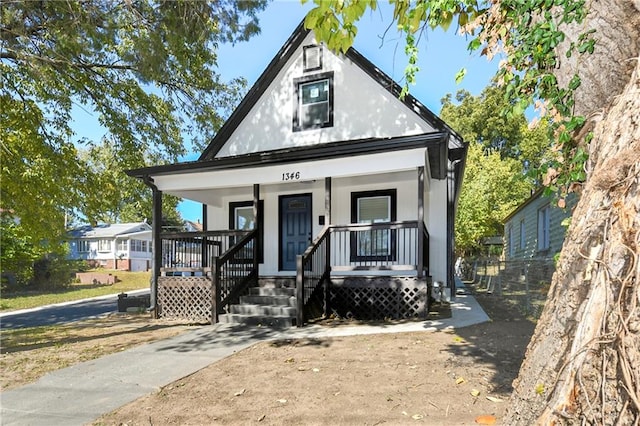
[417,166,425,278]
[149,178,163,319]
[201,204,208,267]
[253,184,260,274]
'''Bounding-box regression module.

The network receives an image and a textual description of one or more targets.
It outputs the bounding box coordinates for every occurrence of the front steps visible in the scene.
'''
[217,277,297,327]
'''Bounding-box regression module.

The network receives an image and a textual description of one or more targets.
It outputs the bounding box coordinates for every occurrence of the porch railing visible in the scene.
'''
[329,221,423,271]
[160,230,251,270]
[296,220,429,326]
[157,229,257,323]
[212,229,258,321]
[296,226,331,326]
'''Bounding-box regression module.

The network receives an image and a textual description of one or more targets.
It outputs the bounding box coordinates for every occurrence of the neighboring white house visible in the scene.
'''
[67,222,152,272]
[126,21,468,324]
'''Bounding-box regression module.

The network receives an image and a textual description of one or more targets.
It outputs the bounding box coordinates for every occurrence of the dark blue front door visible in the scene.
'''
[280,194,312,270]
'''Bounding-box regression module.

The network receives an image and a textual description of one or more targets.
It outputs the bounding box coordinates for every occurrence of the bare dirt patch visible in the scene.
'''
[95,300,535,425]
[0,314,196,391]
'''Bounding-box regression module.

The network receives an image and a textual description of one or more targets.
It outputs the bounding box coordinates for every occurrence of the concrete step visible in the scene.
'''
[249,287,295,297]
[217,313,296,328]
[229,303,297,317]
[240,294,296,307]
[257,276,296,288]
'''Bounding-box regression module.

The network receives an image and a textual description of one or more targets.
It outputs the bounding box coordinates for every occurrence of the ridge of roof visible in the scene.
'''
[198,19,463,161]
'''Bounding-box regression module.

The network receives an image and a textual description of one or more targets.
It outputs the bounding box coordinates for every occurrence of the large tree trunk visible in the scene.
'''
[503,3,640,423]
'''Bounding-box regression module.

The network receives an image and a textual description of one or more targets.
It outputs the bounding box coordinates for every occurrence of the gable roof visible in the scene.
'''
[199,20,461,161]
[68,222,152,239]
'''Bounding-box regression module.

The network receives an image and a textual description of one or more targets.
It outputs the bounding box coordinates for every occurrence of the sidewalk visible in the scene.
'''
[0,279,488,426]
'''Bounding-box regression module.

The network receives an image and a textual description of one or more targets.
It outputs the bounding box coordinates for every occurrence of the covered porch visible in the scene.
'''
[130,133,462,326]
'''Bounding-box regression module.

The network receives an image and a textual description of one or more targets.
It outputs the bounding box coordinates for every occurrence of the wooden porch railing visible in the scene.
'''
[212,229,258,322]
[160,230,250,269]
[296,226,331,327]
[158,229,257,323]
[296,220,429,326]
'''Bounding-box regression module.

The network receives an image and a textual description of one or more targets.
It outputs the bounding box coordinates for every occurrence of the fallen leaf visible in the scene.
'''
[234,389,246,396]
[455,377,465,385]
[412,414,424,420]
[402,411,409,416]
[312,368,320,373]
[257,414,266,422]
[284,357,295,363]
[453,336,466,343]
[277,399,287,404]
[297,367,308,371]
[535,383,545,395]
[486,396,503,403]
[471,389,480,397]
[475,414,496,424]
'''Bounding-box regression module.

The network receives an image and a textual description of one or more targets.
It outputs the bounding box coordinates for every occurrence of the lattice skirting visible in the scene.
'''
[329,276,428,320]
[157,276,213,323]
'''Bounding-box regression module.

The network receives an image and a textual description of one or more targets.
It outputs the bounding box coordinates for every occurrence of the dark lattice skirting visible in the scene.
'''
[329,276,429,320]
[157,276,213,323]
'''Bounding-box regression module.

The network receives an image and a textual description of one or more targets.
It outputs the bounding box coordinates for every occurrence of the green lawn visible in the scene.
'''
[0,270,151,311]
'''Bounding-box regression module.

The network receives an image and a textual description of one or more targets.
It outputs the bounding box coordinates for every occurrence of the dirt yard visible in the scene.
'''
[93,294,535,426]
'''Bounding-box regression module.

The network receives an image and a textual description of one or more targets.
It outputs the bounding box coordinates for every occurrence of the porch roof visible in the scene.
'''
[127,132,451,186]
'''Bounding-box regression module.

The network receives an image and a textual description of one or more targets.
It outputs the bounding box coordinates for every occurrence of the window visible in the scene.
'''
[117,240,128,252]
[519,219,526,250]
[538,205,551,251]
[350,190,397,261]
[77,240,91,253]
[293,72,334,131]
[508,226,516,257]
[98,239,111,252]
[229,201,264,263]
[131,239,149,252]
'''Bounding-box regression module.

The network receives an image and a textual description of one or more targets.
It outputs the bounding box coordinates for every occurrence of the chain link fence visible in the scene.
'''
[459,258,556,319]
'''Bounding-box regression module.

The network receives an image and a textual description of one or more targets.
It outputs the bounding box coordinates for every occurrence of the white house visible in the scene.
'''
[127,21,467,326]
[67,222,152,272]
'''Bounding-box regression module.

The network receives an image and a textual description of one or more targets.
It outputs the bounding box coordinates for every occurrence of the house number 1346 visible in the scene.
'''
[282,171,301,181]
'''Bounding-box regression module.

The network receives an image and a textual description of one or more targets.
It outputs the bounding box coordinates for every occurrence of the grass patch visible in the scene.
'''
[0,270,150,312]
[0,315,194,391]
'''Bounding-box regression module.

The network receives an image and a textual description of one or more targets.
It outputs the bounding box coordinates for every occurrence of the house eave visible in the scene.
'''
[128,132,450,180]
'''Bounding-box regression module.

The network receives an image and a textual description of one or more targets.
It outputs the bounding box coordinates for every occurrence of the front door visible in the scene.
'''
[280,194,312,270]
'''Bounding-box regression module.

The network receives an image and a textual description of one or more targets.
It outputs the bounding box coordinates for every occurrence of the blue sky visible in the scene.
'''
[74,1,499,222]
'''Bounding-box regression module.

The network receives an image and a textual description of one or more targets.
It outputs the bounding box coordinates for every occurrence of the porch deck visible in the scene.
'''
[153,221,431,326]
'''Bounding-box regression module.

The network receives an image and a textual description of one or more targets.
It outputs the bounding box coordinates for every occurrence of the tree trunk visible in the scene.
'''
[503,3,640,422]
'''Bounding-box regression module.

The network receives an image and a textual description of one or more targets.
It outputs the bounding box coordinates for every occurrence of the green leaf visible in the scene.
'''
[455,68,467,84]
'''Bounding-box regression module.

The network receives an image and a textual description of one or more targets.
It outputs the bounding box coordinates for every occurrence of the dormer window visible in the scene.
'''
[293,71,334,132]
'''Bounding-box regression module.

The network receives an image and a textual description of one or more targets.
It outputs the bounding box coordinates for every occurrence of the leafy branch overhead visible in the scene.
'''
[1,0,267,244]
[303,0,594,194]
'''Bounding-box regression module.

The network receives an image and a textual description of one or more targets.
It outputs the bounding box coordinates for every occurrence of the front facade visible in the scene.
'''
[128,22,467,325]
[67,222,152,271]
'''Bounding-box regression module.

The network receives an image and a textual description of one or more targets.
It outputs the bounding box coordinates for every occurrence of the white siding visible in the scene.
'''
[215,33,435,158]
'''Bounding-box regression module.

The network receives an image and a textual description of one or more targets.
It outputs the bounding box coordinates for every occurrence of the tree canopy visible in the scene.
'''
[440,85,552,254]
[1,0,267,248]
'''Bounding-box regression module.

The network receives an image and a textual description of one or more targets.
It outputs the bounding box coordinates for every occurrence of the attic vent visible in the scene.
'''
[303,45,322,72]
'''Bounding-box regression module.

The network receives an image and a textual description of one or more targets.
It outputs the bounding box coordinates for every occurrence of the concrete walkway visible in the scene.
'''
[0,280,488,426]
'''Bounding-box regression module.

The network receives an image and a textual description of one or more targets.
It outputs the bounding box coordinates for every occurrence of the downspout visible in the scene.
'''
[142,176,162,317]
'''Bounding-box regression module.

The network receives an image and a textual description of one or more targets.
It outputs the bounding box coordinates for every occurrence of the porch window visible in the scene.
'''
[117,240,128,252]
[508,225,515,257]
[537,205,550,251]
[229,201,264,263]
[293,72,333,132]
[350,190,397,261]
[98,239,111,252]
[519,219,526,250]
